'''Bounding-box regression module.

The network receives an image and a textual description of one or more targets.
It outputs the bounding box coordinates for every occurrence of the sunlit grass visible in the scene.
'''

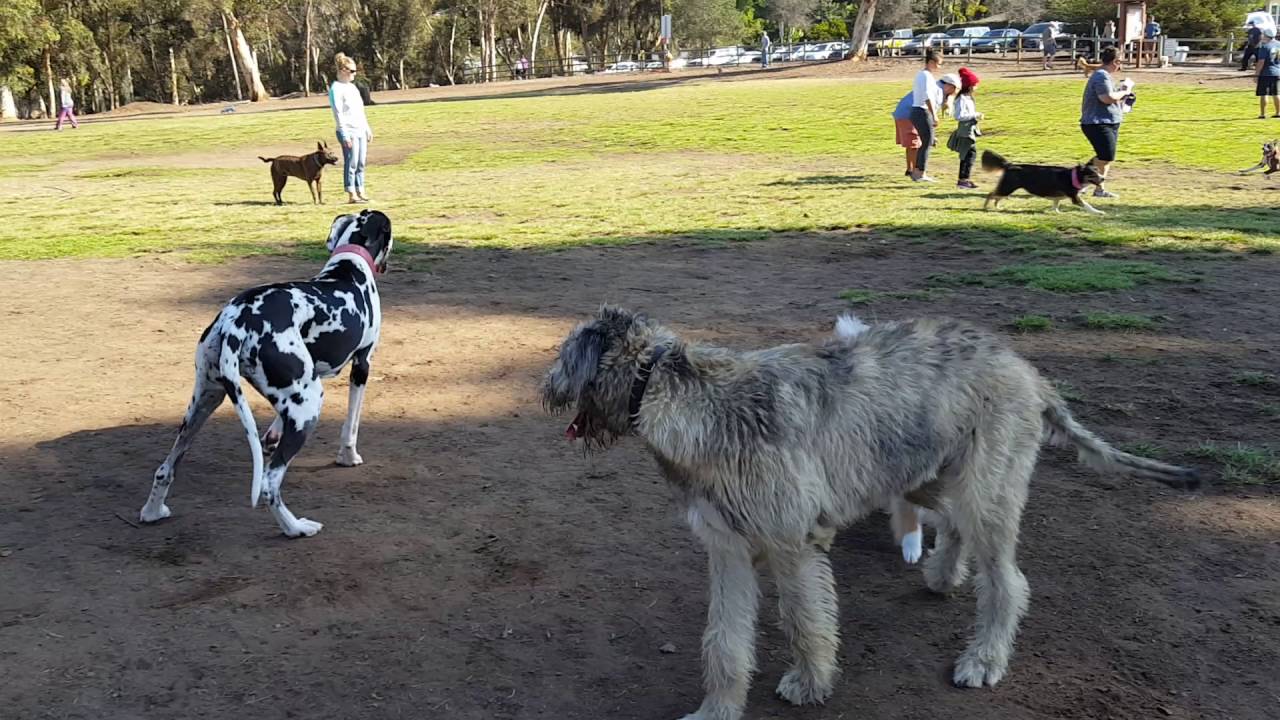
[3,75,1278,262]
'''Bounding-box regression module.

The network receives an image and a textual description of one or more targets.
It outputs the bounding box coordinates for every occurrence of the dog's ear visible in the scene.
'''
[542,321,610,412]
[360,210,393,272]
[327,213,355,251]
[317,141,325,152]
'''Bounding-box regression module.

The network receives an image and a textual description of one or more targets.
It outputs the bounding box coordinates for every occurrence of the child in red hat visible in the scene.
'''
[950,67,983,189]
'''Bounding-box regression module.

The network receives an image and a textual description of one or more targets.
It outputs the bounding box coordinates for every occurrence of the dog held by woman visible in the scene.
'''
[542,306,1198,720]
[982,149,1106,215]
[140,211,393,538]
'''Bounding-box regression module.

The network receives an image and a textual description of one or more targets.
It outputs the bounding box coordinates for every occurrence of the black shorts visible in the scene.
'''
[1258,76,1278,97]
[1081,123,1119,162]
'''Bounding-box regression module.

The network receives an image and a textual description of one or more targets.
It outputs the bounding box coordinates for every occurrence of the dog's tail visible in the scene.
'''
[218,335,266,507]
[833,313,870,339]
[258,156,274,163]
[1041,387,1200,490]
[981,150,1010,172]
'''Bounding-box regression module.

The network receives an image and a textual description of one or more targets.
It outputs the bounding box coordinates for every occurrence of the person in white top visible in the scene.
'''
[908,50,956,183]
[54,78,79,130]
[329,53,373,203]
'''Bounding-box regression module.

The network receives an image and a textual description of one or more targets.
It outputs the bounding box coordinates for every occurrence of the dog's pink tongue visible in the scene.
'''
[565,412,586,441]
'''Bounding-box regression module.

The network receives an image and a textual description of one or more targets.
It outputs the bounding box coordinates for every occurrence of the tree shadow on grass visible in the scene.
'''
[765,174,871,187]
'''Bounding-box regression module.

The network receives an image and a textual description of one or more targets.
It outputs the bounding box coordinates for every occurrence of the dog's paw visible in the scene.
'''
[335,447,364,467]
[776,668,834,706]
[952,652,1006,688]
[139,504,171,524]
[901,528,923,564]
[284,518,324,538]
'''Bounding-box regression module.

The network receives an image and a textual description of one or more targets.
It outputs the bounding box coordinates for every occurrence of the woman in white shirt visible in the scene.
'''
[908,50,955,183]
[55,78,78,130]
[329,53,373,203]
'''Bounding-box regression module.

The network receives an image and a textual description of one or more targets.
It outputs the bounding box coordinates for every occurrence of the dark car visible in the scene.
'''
[972,28,1023,52]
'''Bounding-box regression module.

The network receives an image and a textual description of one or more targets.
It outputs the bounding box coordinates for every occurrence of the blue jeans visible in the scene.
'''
[338,132,367,193]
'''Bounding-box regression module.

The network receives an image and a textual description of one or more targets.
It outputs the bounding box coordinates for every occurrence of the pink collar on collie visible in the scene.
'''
[330,244,379,276]
[1070,167,1084,190]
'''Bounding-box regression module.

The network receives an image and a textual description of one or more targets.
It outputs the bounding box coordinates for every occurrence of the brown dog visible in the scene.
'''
[1073,56,1103,76]
[259,142,339,205]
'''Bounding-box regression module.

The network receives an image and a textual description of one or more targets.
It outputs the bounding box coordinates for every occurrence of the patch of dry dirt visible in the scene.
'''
[1,234,1277,719]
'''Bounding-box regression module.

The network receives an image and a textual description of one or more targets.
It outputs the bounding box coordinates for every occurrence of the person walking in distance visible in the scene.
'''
[1079,46,1133,199]
[54,78,78,130]
[329,53,373,204]
[1256,28,1280,119]
[1243,21,1263,72]
[1042,21,1058,70]
[761,31,772,69]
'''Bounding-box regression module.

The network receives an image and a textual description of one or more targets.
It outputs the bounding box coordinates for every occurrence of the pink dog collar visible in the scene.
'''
[1070,167,1084,190]
[330,244,379,276]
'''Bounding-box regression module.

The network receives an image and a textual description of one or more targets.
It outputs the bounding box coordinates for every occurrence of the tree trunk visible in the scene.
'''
[476,7,486,82]
[169,46,179,105]
[122,64,134,105]
[530,0,549,70]
[44,48,57,121]
[848,0,878,61]
[0,86,17,121]
[445,15,457,85]
[222,12,244,101]
[226,13,268,101]
[398,58,405,88]
[303,0,313,96]
[102,49,118,110]
[489,20,498,81]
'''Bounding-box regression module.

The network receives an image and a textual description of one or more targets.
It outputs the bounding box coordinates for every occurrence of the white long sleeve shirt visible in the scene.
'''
[328,81,369,140]
[954,94,979,122]
[912,69,941,112]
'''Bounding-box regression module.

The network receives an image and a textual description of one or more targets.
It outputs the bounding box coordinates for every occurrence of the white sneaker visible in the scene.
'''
[1093,188,1118,199]
[913,174,937,183]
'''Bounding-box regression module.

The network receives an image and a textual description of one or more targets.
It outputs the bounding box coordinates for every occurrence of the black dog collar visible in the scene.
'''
[629,345,669,422]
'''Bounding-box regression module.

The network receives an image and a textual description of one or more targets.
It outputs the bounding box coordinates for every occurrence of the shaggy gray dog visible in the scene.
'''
[542,306,1198,720]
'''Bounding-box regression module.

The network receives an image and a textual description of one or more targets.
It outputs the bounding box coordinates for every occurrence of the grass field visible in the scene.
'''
[2,73,1277,262]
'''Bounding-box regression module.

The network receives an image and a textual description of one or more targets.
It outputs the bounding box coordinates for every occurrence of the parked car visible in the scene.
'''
[602,61,639,74]
[1020,21,1067,51]
[971,28,1023,53]
[801,42,840,61]
[903,33,948,55]
[704,46,745,66]
[941,26,991,53]
[735,50,762,65]
[869,28,913,56]
[769,45,797,62]
[644,60,664,70]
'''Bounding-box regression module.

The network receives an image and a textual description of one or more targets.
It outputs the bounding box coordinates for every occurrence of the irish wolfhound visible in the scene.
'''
[542,306,1198,720]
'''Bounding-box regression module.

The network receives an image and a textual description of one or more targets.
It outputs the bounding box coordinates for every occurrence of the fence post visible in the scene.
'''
[1016,37,1022,65]
[1227,32,1235,65]
[967,38,973,61]
[1070,36,1077,61]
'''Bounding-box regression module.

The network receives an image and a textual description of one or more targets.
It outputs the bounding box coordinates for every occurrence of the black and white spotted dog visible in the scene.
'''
[140,210,393,538]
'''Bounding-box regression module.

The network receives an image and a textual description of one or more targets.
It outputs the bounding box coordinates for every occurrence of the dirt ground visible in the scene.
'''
[2,231,1278,720]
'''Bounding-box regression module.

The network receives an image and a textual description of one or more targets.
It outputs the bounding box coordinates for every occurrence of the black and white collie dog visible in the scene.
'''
[1239,139,1279,175]
[982,150,1106,215]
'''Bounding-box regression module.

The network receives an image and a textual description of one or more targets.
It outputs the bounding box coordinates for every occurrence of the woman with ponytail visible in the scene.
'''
[328,53,373,203]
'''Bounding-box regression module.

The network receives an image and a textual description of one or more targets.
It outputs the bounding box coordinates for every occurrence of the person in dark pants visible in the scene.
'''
[908,50,956,183]
[1242,21,1262,71]
[951,68,982,189]
[1080,46,1133,199]
[1256,28,1280,118]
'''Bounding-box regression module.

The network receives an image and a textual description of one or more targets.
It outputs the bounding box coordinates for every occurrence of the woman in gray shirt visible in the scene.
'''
[1079,47,1133,199]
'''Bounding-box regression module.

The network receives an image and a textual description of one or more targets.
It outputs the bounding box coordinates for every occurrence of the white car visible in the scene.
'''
[801,43,838,61]
[942,26,991,53]
[735,50,762,65]
[704,47,744,66]
[644,60,664,70]
[603,61,639,74]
